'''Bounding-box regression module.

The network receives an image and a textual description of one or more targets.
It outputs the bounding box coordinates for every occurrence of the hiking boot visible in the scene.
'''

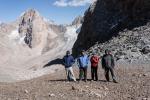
[113,79,118,83]
[106,80,110,82]
[91,79,94,82]
[73,80,76,82]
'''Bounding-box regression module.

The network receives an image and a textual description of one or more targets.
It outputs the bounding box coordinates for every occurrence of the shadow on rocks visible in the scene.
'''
[43,58,63,68]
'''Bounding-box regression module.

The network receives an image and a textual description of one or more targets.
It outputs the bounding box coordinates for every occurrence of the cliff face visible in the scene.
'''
[19,9,58,49]
[73,0,150,56]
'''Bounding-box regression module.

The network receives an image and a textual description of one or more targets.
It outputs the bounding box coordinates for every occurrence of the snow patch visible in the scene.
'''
[64,24,81,40]
[63,24,82,51]
[43,18,55,25]
[8,30,20,40]
[19,11,25,17]
[8,29,25,44]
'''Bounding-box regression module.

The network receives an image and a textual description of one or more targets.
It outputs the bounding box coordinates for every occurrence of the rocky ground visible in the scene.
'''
[0,62,149,100]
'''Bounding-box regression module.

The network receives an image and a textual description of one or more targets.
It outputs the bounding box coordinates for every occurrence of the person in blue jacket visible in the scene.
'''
[63,51,76,81]
[77,50,89,82]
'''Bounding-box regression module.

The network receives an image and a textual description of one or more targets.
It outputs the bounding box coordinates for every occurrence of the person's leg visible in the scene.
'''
[84,67,87,82]
[93,67,96,81]
[79,68,83,81]
[105,68,110,82]
[95,67,98,81]
[110,68,118,83]
[65,68,70,81]
[69,67,76,81]
[91,67,94,81]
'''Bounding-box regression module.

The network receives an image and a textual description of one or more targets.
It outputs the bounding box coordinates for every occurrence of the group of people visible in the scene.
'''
[63,49,118,83]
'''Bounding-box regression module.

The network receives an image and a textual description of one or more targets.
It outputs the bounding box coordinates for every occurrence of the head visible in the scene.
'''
[66,50,71,56]
[81,50,85,56]
[108,50,111,54]
[105,49,109,55]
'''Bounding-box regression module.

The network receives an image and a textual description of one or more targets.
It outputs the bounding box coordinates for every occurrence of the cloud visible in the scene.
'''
[54,0,68,7]
[53,0,96,7]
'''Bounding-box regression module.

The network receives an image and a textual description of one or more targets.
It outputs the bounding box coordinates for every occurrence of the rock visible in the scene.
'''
[102,86,109,90]
[114,51,126,60]
[142,98,149,100]
[24,89,29,94]
[85,86,89,88]
[141,46,150,54]
[142,73,147,76]
[72,16,83,26]
[72,86,76,90]
[95,93,102,98]
[132,73,137,77]
[49,93,55,97]
[131,48,139,52]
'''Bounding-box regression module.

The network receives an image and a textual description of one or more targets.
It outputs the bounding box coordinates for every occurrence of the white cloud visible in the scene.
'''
[53,0,96,7]
[54,0,68,7]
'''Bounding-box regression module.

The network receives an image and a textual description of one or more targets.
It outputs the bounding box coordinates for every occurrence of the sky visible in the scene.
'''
[0,0,95,24]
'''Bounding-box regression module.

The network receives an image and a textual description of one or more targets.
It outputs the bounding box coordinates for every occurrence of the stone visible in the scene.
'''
[24,89,29,94]
[49,93,55,97]
[72,86,76,90]
[141,46,150,54]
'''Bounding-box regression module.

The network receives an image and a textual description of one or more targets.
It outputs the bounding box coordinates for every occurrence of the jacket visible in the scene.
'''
[63,55,75,68]
[90,55,100,67]
[77,55,89,68]
[102,54,115,69]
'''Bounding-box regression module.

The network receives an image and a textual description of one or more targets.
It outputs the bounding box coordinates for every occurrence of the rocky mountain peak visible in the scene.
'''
[18,9,54,48]
[72,16,83,26]
[21,9,40,19]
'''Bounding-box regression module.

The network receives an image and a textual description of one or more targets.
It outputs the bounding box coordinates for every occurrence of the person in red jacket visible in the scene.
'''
[90,52,100,81]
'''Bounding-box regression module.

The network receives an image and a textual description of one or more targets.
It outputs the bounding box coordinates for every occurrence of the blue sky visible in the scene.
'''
[0,0,94,24]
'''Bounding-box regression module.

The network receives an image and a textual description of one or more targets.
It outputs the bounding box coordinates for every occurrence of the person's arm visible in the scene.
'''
[71,56,75,66]
[86,56,89,65]
[93,56,99,63]
[111,55,115,68]
[90,57,92,62]
[77,58,80,68]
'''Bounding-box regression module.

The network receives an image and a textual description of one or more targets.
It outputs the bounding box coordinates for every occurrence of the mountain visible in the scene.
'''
[72,16,83,26]
[0,9,82,82]
[73,0,150,63]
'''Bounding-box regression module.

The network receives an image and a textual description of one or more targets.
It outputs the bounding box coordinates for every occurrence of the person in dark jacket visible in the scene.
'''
[102,49,118,83]
[77,50,89,82]
[63,51,76,81]
[90,52,100,81]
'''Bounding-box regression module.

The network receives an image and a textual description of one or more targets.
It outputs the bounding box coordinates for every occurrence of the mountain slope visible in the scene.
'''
[0,9,82,82]
[73,0,150,57]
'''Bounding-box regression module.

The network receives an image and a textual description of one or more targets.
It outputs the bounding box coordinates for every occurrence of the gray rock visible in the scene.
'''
[141,46,150,54]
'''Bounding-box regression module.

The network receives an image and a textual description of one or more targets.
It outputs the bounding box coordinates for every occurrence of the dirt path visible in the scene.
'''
[0,63,150,100]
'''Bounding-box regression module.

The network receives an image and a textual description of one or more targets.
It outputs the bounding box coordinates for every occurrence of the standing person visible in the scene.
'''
[63,51,76,81]
[101,49,118,83]
[90,52,100,81]
[77,50,89,82]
